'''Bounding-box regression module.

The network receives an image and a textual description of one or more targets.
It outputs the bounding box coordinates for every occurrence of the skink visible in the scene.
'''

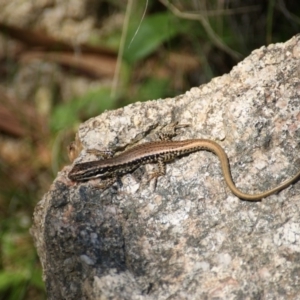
[68,139,300,201]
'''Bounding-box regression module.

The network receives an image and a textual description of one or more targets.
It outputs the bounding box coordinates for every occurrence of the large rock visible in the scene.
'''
[31,35,300,299]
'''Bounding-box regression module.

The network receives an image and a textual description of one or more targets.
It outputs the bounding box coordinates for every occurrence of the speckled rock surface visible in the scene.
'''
[31,36,300,299]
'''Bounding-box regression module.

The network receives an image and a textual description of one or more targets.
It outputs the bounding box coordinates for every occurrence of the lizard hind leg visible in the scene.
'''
[157,122,190,141]
[145,157,167,189]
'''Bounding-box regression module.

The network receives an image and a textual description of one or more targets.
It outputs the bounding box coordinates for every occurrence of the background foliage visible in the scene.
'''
[0,0,300,298]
